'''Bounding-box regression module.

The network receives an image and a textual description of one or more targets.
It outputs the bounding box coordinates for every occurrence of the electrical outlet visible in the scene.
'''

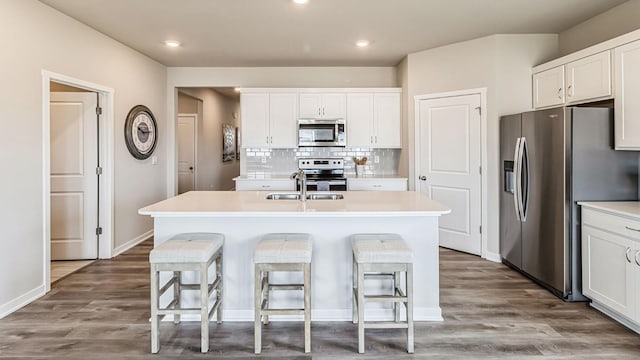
[151,156,158,165]
[261,156,267,163]
[374,156,380,163]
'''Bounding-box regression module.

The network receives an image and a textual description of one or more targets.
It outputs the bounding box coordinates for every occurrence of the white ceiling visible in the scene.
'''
[40,0,628,67]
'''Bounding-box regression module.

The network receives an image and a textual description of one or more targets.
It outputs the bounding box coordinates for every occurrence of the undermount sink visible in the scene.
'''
[265,193,344,200]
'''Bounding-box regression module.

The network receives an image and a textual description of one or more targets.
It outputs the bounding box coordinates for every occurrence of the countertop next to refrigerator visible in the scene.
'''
[578,201,640,219]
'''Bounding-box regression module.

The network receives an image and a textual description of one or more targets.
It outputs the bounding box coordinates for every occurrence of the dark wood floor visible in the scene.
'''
[1,240,639,359]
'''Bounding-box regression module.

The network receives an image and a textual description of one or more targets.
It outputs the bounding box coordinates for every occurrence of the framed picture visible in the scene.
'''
[222,124,235,162]
[235,126,241,159]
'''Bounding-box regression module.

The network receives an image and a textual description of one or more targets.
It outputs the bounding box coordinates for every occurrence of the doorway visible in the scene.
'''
[177,114,197,194]
[414,89,487,256]
[43,71,115,292]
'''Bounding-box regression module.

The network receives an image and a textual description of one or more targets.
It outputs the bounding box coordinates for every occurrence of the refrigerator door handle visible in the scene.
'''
[520,137,530,222]
[513,137,522,222]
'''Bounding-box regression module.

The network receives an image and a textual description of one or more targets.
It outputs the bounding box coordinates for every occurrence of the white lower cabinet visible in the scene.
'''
[234,178,295,191]
[347,178,407,191]
[581,206,640,332]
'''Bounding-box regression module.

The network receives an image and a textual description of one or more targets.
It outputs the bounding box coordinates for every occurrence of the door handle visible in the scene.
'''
[513,137,522,222]
[189,166,194,171]
[418,176,427,181]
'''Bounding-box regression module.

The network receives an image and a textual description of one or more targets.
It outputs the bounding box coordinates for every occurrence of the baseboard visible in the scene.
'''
[162,307,443,322]
[112,229,153,257]
[0,284,45,319]
[483,251,502,263]
[591,301,640,335]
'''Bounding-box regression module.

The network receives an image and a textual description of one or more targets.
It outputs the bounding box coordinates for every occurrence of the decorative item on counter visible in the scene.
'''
[354,156,367,177]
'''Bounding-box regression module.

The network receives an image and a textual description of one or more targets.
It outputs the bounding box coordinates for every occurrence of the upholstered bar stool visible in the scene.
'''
[253,233,312,354]
[149,233,224,354]
[351,233,414,354]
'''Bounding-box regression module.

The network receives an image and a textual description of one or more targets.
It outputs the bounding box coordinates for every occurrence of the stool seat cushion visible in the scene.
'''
[254,233,312,264]
[150,233,224,264]
[351,234,413,264]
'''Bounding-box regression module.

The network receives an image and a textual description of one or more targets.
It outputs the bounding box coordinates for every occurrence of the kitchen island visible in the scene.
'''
[139,191,450,321]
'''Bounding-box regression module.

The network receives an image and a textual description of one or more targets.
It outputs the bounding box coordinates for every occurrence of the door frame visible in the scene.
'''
[177,113,199,191]
[42,70,115,292]
[414,88,488,259]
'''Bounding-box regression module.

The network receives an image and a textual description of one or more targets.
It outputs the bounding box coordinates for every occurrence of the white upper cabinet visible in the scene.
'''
[615,40,640,150]
[373,93,402,148]
[241,93,269,148]
[565,51,612,104]
[346,92,401,148]
[533,66,565,109]
[241,92,297,149]
[299,93,345,119]
[346,93,374,148]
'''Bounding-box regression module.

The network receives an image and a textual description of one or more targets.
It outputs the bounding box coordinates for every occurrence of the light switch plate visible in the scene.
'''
[374,156,380,163]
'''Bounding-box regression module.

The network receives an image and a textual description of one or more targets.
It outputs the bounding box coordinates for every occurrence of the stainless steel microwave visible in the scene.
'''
[297,119,346,147]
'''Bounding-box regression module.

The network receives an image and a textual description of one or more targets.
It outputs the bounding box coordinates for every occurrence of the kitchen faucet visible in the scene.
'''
[290,169,307,202]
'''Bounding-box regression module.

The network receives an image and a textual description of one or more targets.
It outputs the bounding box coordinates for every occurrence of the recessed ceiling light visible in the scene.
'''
[293,0,308,4]
[356,40,370,48]
[164,40,181,48]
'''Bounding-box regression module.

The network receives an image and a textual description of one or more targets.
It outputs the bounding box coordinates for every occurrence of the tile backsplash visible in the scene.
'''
[242,147,401,177]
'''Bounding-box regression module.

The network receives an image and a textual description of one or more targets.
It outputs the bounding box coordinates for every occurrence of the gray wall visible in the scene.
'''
[178,89,241,191]
[0,0,166,315]
[403,34,558,259]
[558,0,640,56]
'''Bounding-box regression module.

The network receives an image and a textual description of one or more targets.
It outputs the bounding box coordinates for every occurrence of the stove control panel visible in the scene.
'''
[298,158,344,170]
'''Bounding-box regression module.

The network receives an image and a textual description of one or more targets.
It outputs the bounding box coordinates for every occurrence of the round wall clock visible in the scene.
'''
[124,105,157,160]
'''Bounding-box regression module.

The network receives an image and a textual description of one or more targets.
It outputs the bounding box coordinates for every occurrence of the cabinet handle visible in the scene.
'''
[318,108,321,116]
[625,226,640,232]
[373,184,382,188]
[557,88,562,99]
[567,85,572,97]
[270,136,273,144]
[375,135,378,143]
[323,108,325,116]
[636,250,640,266]
[266,136,269,144]
[625,247,632,263]
[261,185,271,188]
[370,136,374,144]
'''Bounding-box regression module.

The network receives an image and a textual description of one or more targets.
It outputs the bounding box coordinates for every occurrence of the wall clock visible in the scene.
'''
[124,105,157,160]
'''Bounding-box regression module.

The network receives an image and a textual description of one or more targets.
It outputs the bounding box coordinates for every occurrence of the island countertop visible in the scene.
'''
[138,190,451,217]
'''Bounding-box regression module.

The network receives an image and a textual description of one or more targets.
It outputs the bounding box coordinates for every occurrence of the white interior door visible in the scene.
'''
[417,94,482,255]
[177,114,196,194]
[50,92,98,260]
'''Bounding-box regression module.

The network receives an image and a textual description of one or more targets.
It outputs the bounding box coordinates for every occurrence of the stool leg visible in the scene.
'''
[150,265,160,353]
[357,263,365,354]
[216,251,223,324]
[352,255,357,324]
[407,264,414,354]
[200,263,209,353]
[263,271,269,325]
[254,265,262,354]
[173,271,181,324]
[394,271,400,322]
[304,262,311,353]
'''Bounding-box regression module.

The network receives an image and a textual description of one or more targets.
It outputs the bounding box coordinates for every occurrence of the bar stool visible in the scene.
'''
[149,233,224,353]
[253,233,312,354]
[351,233,414,354]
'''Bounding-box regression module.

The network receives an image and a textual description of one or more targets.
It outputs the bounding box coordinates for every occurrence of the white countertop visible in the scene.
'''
[139,190,450,217]
[579,201,640,219]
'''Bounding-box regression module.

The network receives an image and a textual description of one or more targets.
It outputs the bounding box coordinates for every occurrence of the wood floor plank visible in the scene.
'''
[0,240,638,358]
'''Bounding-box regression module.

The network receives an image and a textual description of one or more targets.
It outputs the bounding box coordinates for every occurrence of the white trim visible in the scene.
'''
[112,230,154,257]
[162,307,442,322]
[484,251,502,263]
[0,285,45,319]
[413,88,489,260]
[177,113,199,191]
[239,87,402,94]
[42,70,115,295]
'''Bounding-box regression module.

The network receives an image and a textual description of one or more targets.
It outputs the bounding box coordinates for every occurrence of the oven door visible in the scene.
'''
[301,179,347,192]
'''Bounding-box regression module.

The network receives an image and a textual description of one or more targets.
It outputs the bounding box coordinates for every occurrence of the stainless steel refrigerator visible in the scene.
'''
[500,106,639,301]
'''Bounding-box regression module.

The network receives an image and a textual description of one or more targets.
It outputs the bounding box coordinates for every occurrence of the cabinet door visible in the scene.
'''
[615,40,640,150]
[373,93,401,148]
[533,66,565,109]
[582,225,635,319]
[299,93,322,119]
[241,93,269,148]
[269,93,298,148]
[565,51,612,104]
[346,93,373,147]
[322,94,346,119]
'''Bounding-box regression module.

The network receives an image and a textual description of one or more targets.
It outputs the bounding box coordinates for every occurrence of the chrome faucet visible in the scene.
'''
[290,169,307,201]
